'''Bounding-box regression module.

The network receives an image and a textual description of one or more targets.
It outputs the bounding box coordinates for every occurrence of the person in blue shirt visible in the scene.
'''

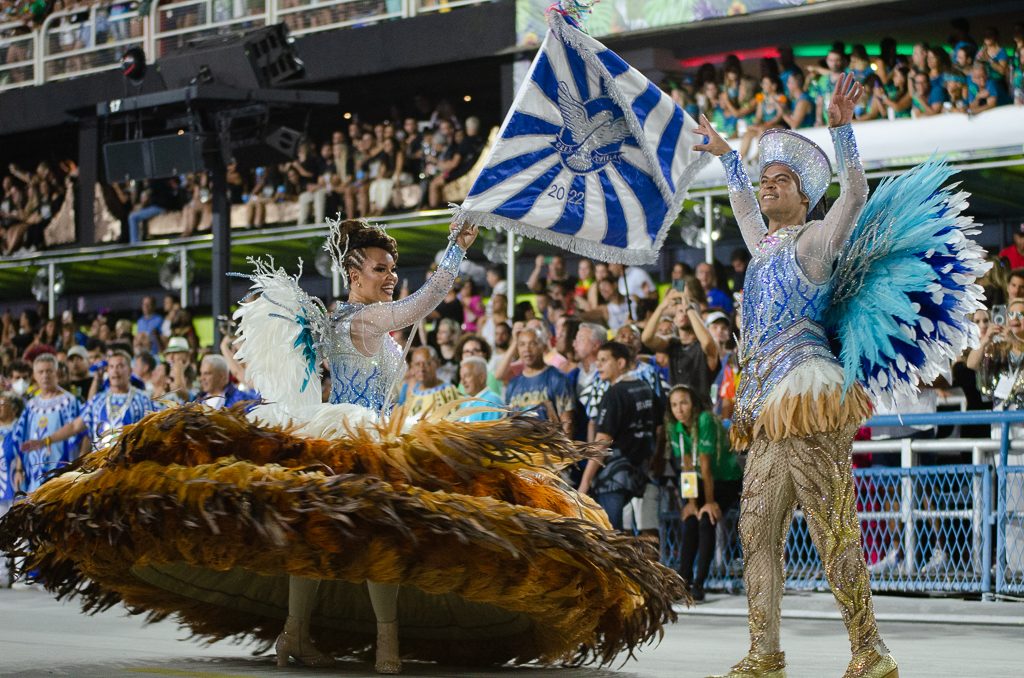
[457,357,503,423]
[136,295,163,355]
[967,61,1001,114]
[696,262,734,314]
[925,46,951,109]
[505,327,574,437]
[21,351,154,455]
[782,70,816,130]
[976,27,1012,105]
[5,354,81,491]
[192,354,258,409]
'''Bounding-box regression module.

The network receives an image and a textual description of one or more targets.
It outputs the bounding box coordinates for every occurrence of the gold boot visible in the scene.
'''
[707,651,786,678]
[844,648,898,678]
[374,620,402,674]
[274,618,336,668]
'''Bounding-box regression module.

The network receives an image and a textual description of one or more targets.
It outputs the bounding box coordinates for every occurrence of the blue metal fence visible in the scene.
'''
[659,411,1024,597]
[997,466,1024,596]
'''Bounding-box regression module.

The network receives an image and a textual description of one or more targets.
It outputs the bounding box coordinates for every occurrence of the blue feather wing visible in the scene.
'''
[824,160,990,402]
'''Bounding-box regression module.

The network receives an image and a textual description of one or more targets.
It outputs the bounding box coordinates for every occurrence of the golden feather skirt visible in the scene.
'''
[730,382,873,451]
[0,404,685,667]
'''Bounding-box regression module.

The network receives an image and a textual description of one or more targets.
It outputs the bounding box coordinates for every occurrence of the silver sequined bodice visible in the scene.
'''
[721,125,867,429]
[326,303,405,412]
[737,228,839,422]
[323,242,465,414]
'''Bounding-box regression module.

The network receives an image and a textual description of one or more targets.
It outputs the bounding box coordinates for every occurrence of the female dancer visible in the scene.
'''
[277,219,477,672]
[1,219,684,674]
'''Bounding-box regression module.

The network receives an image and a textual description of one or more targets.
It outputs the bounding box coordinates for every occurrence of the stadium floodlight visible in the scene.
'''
[31,266,64,303]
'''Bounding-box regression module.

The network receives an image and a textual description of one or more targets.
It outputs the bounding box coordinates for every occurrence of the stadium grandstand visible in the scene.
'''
[1,1,1024,674]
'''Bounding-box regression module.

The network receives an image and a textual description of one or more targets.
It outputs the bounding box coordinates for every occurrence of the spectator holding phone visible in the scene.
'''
[968,299,1024,409]
[642,287,720,407]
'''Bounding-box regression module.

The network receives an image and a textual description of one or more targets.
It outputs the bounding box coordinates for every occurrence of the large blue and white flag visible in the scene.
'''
[454,11,710,265]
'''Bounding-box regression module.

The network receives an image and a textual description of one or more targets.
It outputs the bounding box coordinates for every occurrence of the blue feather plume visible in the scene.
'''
[825,159,990,402]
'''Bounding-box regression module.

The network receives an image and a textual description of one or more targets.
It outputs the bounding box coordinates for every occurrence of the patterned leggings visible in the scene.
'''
[740,426,882,658]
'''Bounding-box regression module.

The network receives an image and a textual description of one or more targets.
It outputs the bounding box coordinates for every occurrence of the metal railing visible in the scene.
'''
[997,466,1024,595]
[39,3,148,83]
[0,0,497,87]
[275,0,405,37]
[152,0,268,58]
[660,410,1024,598]
[413,0,488,14]
[0,22,36,92]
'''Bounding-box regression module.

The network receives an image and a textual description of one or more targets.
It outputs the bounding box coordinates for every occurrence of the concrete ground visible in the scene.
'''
[1,586,1022,677]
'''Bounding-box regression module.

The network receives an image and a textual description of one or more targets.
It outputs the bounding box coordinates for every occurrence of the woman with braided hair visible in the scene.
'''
[276,218,478,672]
[0,217,685,675]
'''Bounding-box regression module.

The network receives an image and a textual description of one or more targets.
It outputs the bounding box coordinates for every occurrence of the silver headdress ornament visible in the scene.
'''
[323,216,394,289]
[323,215,351,288]
[757,128,833,209]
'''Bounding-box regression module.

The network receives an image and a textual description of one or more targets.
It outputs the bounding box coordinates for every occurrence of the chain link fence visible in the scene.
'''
[661,464,1000,595]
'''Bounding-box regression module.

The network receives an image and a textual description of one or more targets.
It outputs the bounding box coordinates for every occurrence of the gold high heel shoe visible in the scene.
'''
[374,620,402,674]
[706,651,787,678]
[275,619,336,668]
[844,648,899,678]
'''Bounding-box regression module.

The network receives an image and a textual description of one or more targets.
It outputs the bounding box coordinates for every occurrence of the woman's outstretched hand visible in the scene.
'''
[452,222,479,250]
[691,114,732,157]
[827,72,864,128]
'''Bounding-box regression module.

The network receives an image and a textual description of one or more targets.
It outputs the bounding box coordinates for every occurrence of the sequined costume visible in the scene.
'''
[327,244,463,412]
[716,126,890,678]
[725,126,873,451]
[0,229,684,668]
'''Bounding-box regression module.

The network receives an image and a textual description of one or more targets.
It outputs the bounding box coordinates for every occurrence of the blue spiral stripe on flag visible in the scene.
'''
[502,112,563,140]
[493,162,564,220]
[599,172,628,247]
[656,107,685,193]
[455,11,711,265]
[631,83,662,129]
[564,38,592,102]
[551,174,588,235]
[612,160,667,240]
[596,48,630,78]
[468,147,557,197]
[532,51,562,106]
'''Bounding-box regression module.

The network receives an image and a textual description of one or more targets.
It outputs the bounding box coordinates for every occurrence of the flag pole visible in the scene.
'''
[622,267,635,323]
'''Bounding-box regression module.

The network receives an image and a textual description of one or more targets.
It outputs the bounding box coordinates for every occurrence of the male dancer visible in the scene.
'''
[693,74,898,678]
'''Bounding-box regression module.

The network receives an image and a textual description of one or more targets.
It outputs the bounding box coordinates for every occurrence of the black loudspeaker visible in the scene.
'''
[150,133,205,177]
[103,139,148,182]
[156,23,303,90]
[264,126,302,158]
[104,133,205,182]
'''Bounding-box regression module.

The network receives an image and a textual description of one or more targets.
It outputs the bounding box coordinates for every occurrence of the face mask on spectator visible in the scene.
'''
[10,378,27,396]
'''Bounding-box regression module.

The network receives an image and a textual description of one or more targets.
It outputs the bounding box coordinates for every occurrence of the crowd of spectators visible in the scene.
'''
[0,160,74,256]
[6,16,1024,252]
[671,21,1024,164]
[116,104,486,243]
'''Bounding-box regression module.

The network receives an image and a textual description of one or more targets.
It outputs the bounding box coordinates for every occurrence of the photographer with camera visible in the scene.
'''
[578,341,662,531]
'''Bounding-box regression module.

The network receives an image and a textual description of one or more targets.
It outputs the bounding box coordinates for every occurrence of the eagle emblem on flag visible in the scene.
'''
[552,81,633,174]
[453,10,711,265]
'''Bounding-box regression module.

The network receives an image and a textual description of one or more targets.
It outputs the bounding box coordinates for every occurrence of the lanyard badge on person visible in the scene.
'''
[679,431,699,499]
[994,353,1024,403]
